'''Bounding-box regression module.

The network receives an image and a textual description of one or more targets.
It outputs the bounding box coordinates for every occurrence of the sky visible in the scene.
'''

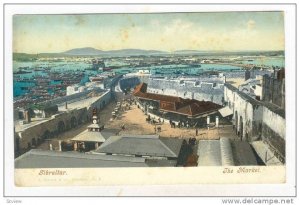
[13,12,285,53]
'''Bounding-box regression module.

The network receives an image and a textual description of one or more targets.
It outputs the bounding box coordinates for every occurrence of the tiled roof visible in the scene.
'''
[134,83,222,116]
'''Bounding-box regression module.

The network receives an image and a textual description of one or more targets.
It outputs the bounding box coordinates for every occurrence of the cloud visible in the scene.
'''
[247,19,256,30]
[13,14,284,53]
[74,15,87,26]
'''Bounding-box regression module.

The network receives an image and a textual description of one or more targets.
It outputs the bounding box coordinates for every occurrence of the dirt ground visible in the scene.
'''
[36,99,118,150]
[106,103,238,140]
[36,92,238,152]
[226,77,245,88]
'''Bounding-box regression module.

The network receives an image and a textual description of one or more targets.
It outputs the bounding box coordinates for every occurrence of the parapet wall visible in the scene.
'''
[147,78,224,105]
[40,88,104,106]
[87,90,112,114]
[224,83,285,162]
[262,75,285,108]
[119,77,141,91]
[261,106,286,161]
[17,107,88,153]
[15,90,112,156]
[224,84,261,141]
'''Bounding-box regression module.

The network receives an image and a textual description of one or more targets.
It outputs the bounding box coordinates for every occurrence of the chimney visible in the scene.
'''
[58,140,62,151]
[24,110,31,123]
[215,116,219,128]
[207,116,210,125]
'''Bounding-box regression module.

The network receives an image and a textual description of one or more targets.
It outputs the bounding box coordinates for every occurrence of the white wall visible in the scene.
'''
[262,107,286,139]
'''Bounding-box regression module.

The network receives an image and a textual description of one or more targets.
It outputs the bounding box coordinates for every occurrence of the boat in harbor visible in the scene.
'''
[89,75,106,82]
[14,69,32,75]
[189,64,201,68]
[90,59,106,70]
[125,69,151,76]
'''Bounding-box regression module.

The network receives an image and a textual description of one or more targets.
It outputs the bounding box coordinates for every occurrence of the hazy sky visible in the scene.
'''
[13,12,285,53]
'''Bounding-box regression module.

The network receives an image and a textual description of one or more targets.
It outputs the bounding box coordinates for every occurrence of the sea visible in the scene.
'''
[13,56,285,98]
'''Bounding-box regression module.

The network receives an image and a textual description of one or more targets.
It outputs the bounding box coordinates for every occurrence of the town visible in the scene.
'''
[13,52,285,168]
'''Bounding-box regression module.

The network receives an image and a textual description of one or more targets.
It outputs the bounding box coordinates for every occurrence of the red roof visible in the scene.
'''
[133,83,222,117]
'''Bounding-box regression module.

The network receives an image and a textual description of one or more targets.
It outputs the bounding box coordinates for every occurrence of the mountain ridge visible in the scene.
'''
[62,47,166,56]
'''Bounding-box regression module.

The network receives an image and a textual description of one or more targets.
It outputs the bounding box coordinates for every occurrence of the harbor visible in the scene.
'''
[13,55,283,109]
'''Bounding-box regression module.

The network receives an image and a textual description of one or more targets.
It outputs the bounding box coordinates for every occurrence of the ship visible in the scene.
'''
[91,59,106,71]
[189,64,201,68]
[89,75,106,82]
[14,67,32,75]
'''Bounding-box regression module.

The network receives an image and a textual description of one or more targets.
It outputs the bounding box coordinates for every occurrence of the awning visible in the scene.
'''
[219,106,233,117]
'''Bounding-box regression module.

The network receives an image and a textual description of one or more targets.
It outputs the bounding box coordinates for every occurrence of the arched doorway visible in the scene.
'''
[32,138,37,147]
[245,132,249,141]
[15,137,20,154]
[70,116,77,128]
[57,121,65,134]
[235,111,238,135]
[239,116,243,141]
[42,130,51,140]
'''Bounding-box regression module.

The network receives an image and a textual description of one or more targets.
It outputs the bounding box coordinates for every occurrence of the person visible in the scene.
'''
[157,126,161,132]
[196,128,198,136]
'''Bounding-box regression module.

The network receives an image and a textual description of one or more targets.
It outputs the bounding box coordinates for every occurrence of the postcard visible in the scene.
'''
[2,3,297,197]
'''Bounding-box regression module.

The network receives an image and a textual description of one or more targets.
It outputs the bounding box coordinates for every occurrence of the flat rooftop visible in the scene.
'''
[15,149,148,168]
[225,83,285,118]
[58,95,103,111]
[15,95,104,132]
[197,138,258,166]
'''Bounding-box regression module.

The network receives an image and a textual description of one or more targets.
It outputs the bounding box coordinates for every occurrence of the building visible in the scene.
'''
[238,78,263,100]
[146,75,225,105]
[92,134,184,166]
[262,68,285,108]
[15,149,148,168]
[224,83,285,164]
[14,90,112,157]
[245,70,251,81]
[197,138,258,166]
[118,76,142,92]
[71,110,106,151]
[70,109,120,152]
[133,83,222,126]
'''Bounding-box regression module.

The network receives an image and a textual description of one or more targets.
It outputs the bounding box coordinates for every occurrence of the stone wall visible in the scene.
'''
[119,77,141,91]
[262,75,285,108]
[87,90,112,114]
[40,88,104,106]
[15,90,112,155]
[146,78,224,105]
[224,84,262,141]
[261,106,285,162]
[16,107,88,152]
[224,83,285,163]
